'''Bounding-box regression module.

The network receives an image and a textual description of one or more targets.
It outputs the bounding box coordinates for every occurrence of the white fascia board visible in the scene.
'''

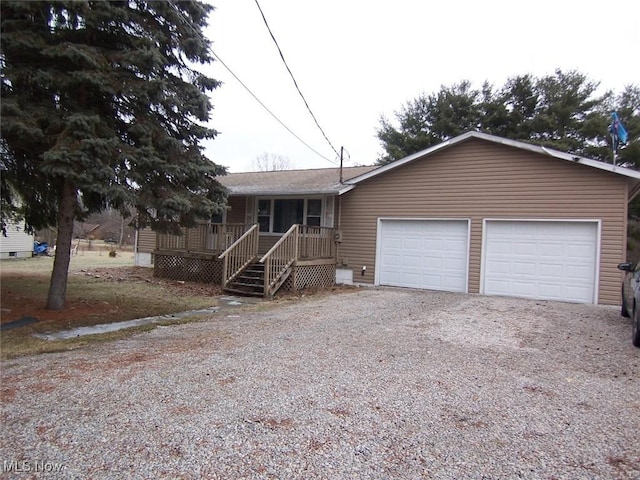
[337,184,356,195]
[344,131,640,187]
[228,188,340,196]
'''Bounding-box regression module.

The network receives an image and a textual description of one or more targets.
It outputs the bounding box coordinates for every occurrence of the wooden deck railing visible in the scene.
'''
[260,224,299,297]
[218,224,259,288]
[157,223,250,253]
[258,225,336,296]
[298,225,336,259]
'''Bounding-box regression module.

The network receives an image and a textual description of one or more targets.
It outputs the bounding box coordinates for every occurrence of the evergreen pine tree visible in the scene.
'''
[376,70,638,167]
[1,1,226,309]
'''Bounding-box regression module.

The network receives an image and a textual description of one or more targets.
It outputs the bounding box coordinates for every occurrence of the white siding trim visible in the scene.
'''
[245,197,255,225]
[374,217,471,293]
[323,196,335,228]
[479,218,601,303]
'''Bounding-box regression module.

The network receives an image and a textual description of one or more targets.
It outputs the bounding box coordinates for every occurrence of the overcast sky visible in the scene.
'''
[202,0,640,173]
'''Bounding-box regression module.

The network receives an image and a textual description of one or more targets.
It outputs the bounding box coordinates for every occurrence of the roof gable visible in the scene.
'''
[339,131,640,196]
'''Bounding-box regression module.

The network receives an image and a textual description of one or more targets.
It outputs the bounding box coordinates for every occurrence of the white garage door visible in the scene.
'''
[377,219,469,292]
[482,221,598,303]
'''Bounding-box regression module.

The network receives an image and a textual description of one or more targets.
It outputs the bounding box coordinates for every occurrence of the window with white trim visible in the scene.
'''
[257,198,323,233]
[306,199,321,227]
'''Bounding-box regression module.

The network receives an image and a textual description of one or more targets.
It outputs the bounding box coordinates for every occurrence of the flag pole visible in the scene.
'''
[610,111,617,165]
[610,111,629,166]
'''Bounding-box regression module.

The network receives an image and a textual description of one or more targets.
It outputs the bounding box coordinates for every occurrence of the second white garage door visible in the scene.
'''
[482,220,599,303]
[377,219,469,292]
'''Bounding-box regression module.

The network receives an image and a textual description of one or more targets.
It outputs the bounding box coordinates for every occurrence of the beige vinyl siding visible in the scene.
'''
[226,196,247,224]
[339,139,628,305]
[258,235,279,255]
[137,227,156,253]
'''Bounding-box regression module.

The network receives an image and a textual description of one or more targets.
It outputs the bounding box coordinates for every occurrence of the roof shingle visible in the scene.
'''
[219,165,377,195]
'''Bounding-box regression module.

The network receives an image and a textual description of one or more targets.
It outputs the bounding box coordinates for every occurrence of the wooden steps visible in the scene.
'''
[223,262,265,297]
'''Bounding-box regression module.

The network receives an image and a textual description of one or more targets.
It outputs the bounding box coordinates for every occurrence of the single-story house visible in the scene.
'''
[0,220,34,259]
[136,131,640,305]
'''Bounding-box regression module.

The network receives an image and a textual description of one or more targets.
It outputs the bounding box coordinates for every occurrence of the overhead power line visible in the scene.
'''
[253,0,340,159]
[211,50,336,164]
[171,4,337,164]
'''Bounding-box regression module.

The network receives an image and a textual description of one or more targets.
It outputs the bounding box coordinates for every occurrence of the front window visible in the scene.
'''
[306,199,322,227]
[258,199,271,232]
[211,210,224,224]
[258,198,323,233]
[273,199,303,233]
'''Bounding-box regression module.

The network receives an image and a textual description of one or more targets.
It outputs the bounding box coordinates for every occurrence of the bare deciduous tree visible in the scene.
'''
[252,153,293,171]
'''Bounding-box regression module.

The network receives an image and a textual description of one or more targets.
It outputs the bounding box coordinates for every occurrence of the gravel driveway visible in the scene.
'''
[1,288,639,479]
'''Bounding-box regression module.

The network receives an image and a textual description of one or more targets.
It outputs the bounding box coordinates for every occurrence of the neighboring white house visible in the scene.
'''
[0,221,34,259]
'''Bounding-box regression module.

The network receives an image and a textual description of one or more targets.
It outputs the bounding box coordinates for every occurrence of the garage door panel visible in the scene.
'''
[380,270,401,283]
[565,264,593,279]
[442,275,466,289]
[489,260,511,274]
[422,273,442,285]
[564,285,593,302]
[404,238,421,249]
[424,238,445,250]
[423,256,444,269]
[538,263,563,277]
[538,285,567,301]
[402,272,420,287]
[382,253,401,266]
[483,221,597,303]
[491,241,518,255]
[444,257,467,270]
[537,243,564,256]
[563,222,594,234]
[511,281,537,296]
[378,220,468,293]
[485,278,509,294]
[568,245,595,259]
[511,242,537,256]
[402,254,422,266]
[446,238,467,251]
[384,222,404,234]
[512,261,537,275]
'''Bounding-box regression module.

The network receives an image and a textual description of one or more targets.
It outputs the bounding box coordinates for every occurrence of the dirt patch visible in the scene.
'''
[1,266,222,326]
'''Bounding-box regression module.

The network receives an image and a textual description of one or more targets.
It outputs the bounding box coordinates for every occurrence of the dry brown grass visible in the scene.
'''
[1,251,222,358]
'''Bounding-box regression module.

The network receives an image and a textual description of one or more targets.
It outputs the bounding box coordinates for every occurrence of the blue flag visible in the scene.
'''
[609,111,628,146]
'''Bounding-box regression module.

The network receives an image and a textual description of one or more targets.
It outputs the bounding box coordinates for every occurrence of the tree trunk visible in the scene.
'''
[118,214,124,247]
[46,179,77,310]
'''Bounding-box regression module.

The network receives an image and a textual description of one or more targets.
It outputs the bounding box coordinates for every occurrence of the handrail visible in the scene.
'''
[258,224,337,296]
[259,224,299,296]
[218,224,259,259]
[218,224,259,288]
[259,224,298,262]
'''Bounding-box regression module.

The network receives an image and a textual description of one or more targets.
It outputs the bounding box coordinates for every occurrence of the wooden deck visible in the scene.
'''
[153,223,337,295]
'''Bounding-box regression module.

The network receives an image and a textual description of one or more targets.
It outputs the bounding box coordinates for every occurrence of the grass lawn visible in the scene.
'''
[1,250,224,358]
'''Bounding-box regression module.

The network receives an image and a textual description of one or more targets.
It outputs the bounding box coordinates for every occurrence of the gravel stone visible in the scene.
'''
[1,288,639,479]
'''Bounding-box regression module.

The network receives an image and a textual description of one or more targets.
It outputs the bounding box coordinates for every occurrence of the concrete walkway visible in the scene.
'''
[34,295,261,341]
